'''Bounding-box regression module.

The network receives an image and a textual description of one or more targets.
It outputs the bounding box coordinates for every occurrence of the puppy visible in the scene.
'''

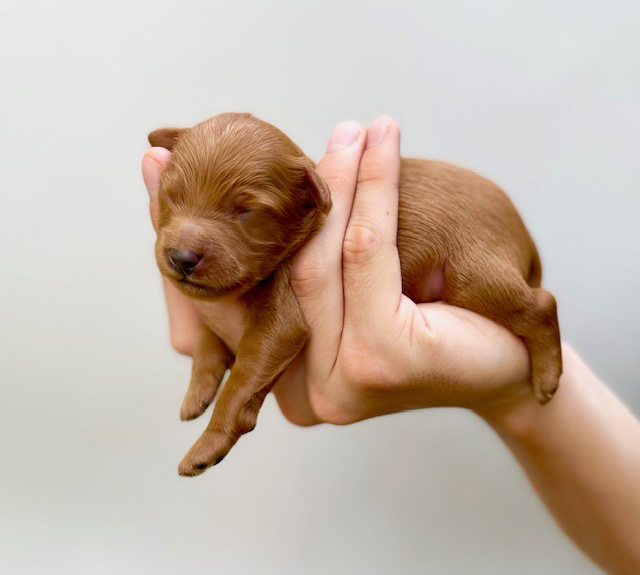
[149,113,562,476]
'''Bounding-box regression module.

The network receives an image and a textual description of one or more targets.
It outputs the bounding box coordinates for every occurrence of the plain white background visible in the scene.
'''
[1,1,638,574]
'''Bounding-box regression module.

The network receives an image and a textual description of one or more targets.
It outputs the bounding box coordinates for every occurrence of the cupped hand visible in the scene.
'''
[141,118,532,428]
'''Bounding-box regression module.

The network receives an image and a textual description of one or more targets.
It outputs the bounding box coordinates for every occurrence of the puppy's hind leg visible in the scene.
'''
[445,262,562,404]
[180,327,233,421]
[515,287,562,403]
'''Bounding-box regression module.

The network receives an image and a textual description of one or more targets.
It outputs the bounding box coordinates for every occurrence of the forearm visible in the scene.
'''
[485,345,640,575]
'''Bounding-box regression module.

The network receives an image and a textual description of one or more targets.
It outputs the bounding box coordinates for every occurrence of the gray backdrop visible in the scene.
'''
[1,1,638,574]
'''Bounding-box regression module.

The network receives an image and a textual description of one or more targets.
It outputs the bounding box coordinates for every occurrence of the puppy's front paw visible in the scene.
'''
[178,430,236,477]
[180,371,224,421]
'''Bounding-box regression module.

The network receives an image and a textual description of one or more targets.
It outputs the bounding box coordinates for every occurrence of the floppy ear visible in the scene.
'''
[302,161,332,214]
[147,128,186,151]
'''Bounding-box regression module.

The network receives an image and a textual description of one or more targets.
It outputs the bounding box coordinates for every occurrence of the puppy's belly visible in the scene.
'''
[412,268,445,303]
[192,298,246,354]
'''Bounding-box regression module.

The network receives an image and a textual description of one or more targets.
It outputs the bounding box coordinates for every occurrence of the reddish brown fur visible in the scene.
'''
[149,113,562,476]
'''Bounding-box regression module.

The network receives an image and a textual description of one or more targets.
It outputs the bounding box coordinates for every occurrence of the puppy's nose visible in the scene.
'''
[168,249,202,275]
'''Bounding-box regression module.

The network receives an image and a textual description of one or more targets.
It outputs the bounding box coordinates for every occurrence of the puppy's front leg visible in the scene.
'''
[178,267,309,476]
[180,326,234,421]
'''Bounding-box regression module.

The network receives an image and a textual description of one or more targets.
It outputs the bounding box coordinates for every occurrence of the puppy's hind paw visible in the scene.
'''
[533,372,561,405]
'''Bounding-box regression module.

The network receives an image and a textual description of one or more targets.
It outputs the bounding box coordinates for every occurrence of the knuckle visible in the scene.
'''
[342,222,384,265]
[357,157,389,187]
[169,324,200,357]
[170,334,194,357]
[309,391,356,426]
[316,165,353,195]
[279,408,318,428]
[339,342,395,393]
[290,249,330,297]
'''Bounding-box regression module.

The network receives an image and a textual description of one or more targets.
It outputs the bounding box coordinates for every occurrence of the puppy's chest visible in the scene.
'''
[192,298,246,354]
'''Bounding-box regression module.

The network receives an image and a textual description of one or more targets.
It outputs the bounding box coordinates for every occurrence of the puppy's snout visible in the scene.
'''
[168,249,202,276]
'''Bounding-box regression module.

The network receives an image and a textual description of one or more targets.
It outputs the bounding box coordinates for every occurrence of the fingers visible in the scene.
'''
[141,147,172,231]
[342,117,403,333]
[163,277,203,356]
[272,355,321,427]
[142,147,201,356]
[290,121,366,372]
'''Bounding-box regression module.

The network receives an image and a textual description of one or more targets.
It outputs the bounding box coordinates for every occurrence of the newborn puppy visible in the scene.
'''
[149,113,562,476]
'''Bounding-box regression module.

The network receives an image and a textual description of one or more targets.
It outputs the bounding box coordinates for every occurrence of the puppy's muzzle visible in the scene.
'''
[168,249,202,276]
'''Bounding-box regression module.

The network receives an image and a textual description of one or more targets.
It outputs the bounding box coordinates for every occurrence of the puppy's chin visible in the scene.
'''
[170,277,245,301]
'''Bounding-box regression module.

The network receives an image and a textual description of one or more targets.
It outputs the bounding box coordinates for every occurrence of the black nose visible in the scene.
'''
[168,249,202,275]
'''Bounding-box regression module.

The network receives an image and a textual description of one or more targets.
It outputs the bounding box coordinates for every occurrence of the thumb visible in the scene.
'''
[141,147,172,231]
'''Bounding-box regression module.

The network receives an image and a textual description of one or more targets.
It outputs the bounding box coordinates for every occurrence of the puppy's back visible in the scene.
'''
[397,159,541,300]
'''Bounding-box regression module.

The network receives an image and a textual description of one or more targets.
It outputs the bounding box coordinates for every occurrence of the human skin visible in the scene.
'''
[142,118,640,574]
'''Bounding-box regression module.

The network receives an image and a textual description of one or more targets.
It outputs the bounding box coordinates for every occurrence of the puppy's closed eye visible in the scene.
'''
[228,190,277,216]
[234,206,252,217]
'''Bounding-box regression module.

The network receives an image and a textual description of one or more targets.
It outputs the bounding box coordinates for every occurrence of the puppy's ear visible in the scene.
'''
[147,128,186,151]
[302,161,332,214]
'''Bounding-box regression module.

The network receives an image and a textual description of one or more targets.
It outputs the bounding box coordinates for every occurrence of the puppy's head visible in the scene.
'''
[149,113,331,300]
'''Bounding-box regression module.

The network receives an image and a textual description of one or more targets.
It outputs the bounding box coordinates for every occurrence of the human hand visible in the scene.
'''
[141,118,533,427]
[273,117,533,425]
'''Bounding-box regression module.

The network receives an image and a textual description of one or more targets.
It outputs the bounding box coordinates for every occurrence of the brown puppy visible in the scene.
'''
[149,113,562,476]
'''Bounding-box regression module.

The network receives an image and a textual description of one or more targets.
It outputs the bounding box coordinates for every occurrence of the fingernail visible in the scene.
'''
[326,121,361,154]
[145,146,172,165]
[366,117,392,149]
